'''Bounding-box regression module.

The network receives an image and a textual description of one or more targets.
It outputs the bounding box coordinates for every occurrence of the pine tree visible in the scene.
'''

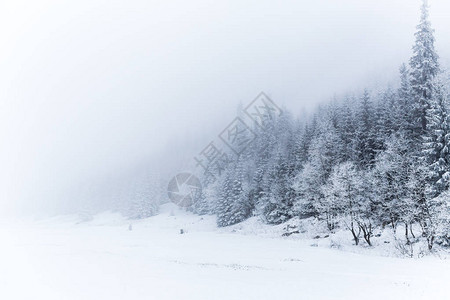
[398,64,414,133]
[355,90,377,168]
[430,191,450,247]
[216,168,233,227]
[374,88,397,150]
[293,119,341,219]
[216,158,251,227]
[410,0,440,138]
[373,132,414,234]
[337,98,357,162]
[407,0,443,248]
[423,78,450,197]
[263,155,295,224]
[192,188,209,215]
[230,158,252,224]
[420,78,450,249]
[261,112,296,224]
[294,121,315,168]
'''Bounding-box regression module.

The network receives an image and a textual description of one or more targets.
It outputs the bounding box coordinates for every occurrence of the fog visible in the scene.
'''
[1,0,450,215]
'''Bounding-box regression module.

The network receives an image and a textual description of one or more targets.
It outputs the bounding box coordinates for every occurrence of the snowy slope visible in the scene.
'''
[1,203,448,300]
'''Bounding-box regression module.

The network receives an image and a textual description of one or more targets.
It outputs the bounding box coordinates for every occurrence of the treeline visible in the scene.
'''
[192,1,449,250]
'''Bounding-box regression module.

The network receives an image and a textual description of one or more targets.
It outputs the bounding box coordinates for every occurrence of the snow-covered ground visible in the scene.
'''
[1,204,448,300]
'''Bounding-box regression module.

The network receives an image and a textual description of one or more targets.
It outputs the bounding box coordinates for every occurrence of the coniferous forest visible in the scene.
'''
[5,1,450,299]
[190,1,449,251]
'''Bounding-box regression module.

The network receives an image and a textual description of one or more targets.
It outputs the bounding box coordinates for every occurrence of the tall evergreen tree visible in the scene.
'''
[410,0,440,137]
[337,98,357,162]
[375,88,397,150]
[293,119,341,218]
[423,78,450,197]
[216,168,233,227]
[355,90,377,168]
[398,64,414,133]
[373,132,414,234]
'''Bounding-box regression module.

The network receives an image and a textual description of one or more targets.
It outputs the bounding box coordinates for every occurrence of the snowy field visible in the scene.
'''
[1,204,448,300]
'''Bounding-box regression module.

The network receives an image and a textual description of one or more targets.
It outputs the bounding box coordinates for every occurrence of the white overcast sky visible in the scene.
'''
[1,0,450,215]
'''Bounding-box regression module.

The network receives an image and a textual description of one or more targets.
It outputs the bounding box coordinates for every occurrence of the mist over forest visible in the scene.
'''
[1,1,449,299]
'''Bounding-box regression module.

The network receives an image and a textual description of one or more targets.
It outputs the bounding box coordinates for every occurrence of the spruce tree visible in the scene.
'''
[409,0,442,246]
[337,98,357,162]
[410,0,440,138]
[373,132,413,234]
[398,64,413,133]
[355,90,376,168]
[216,168,233,227]
[423,78,450,197]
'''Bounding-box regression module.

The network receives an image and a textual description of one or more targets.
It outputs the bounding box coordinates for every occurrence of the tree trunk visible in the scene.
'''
[427,235,435,250]
[350,221,360,246]
[405,222,410,244]
[391,218,397,234]
[410,222,416,239]
[360,223,372,246]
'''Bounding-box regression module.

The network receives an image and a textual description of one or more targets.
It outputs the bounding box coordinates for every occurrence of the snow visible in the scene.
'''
[1,204,448,300]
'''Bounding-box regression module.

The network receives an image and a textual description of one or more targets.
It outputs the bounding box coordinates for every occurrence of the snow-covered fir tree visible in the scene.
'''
[410,0,440,138]
[423,77,450,197]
